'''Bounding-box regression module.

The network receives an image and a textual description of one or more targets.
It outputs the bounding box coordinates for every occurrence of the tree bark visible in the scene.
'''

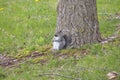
[56,0,101,48]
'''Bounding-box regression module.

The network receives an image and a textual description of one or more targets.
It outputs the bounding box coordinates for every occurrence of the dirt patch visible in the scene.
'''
[0,49,89,67]
[0,54,18,67]
[0,51,47,67]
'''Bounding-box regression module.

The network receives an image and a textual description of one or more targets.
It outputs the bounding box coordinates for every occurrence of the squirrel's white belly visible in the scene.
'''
[53,40,65,50]
[53,42,61,50]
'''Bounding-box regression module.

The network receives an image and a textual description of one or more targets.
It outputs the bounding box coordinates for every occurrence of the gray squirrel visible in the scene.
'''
[52,31,66,50]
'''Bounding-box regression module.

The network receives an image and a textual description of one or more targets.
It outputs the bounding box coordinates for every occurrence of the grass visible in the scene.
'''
[0,0,57,54]
[0,0,120,80]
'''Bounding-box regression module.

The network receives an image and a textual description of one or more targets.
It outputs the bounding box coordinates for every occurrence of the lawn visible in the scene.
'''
[0,0,120,80]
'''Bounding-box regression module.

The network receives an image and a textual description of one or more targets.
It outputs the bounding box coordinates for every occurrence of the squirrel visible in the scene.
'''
[52,30,66,50]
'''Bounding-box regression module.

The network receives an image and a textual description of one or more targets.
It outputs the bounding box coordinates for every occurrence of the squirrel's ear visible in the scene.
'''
[57,30,62,33]
[59,30,62,32]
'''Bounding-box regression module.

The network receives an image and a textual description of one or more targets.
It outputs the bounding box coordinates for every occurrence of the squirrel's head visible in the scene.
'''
[54,30,63,41]
[54,30,63,36]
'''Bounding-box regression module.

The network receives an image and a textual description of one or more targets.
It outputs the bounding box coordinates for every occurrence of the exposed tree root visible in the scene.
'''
[101,25,120,44]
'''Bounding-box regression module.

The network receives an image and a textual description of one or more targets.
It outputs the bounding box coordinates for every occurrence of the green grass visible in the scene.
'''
[0,0,120,80]
[0,0,57,54]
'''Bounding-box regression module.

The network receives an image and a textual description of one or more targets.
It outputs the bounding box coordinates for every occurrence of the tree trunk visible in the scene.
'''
[56,0,101,48]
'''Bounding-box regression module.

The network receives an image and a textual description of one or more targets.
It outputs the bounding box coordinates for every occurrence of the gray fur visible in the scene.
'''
[52,31,66,50]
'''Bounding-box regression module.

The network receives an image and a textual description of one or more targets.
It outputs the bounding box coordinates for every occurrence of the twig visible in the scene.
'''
[39,73,81,80]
